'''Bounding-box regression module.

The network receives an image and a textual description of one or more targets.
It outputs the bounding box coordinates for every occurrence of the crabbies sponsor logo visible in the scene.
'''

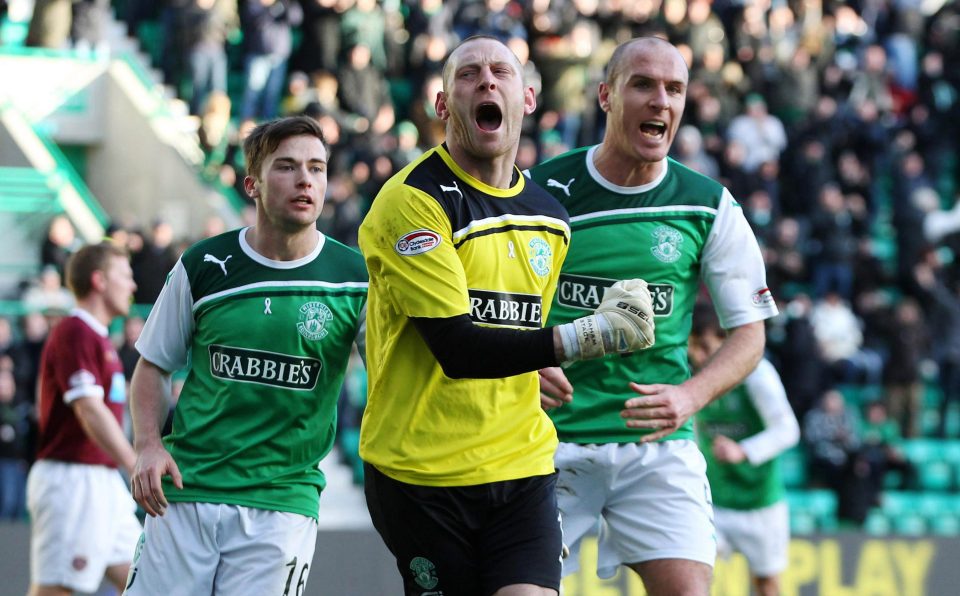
[469,289,542,328]
[208,345,321,390]
[751,287,774,306]
[557,274,674,316]
[395,229,441,256]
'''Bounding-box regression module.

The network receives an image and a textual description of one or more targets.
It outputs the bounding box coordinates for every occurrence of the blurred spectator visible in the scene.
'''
[132,220,178,304]
[810,291,883,386]
[913,187,960,245]
[13,312,48,410]
[726,93,787,173]
[319,172,363,248]
[673,125,719,179]
[532,7,600,151]
[198,91,234,177]
[880,298,929,438]
[293,0,349,75]
[279,70,313,116]
[916,51,959,186]
[117,316,145,381]
[743,189,777,247]
[339,0,388,71]
[388,121,423,170]
[409,72,445,149]
[717,139,753,202]
[25,0,110,52]
[239,0,303,121]
[768,46,820,133]
[764,217,809,298]
[181,0,234,115]
[803,389,874,525]
[21,265,75,314]
[337,42,396,139]
[26,0,72,49]
[848,44,895,116]
[40,214,80,278]
[808,183,859,301]
[770,294,826,422]
[860,400,918,492]
[0,366,28,520]
[70,0,110,53]
[404,0,455,88]
[914,259,960,437]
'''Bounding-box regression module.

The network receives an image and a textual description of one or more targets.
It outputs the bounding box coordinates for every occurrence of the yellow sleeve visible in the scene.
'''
[359,181,470,318]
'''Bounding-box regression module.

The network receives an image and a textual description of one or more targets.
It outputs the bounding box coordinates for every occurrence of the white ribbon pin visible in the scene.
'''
[264,298,272,315]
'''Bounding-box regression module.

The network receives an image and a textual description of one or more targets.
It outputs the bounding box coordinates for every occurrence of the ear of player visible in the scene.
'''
[558,279,656,362]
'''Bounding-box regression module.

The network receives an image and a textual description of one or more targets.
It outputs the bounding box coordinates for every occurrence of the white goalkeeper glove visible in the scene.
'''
[557,279,655,362]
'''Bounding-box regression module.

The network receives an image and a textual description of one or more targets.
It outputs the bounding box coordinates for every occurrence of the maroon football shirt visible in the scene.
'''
[35,310,126,467]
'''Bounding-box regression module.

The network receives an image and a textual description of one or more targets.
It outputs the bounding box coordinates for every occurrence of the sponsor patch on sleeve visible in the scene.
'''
[395,229,442,256]
[751,287,774,306]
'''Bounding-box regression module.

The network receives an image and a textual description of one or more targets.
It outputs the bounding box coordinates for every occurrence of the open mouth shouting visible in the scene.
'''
[476,103,503,132]
[640,120,667,139]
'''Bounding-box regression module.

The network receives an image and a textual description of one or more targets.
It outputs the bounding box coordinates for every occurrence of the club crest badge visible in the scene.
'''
[651,225,683,263]
[409,557,439,590]
[297,302,333,341]
[528,238,552,277]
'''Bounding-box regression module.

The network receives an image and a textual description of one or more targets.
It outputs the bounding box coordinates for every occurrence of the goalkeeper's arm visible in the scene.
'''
[412,279,655,378]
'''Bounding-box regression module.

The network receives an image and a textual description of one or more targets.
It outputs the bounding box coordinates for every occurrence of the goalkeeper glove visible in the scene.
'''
[557,279,655,362]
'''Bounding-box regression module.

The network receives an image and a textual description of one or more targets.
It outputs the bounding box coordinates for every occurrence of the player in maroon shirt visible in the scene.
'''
[26,242,142,596]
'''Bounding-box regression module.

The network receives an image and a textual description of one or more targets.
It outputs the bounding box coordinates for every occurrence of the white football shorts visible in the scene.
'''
[555,440,716,579]
[714,500,789,577]
[122,501,318,596]
[27,460,142,593]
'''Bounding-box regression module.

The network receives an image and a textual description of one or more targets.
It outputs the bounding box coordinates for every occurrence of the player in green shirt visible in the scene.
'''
[125,116,367,596]
[529,37,779,594]
[691,303,799,596]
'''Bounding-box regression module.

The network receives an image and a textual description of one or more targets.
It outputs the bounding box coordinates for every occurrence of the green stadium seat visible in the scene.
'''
[780,447,807,488]
[789,509,817,536]
[787,489,837,533]
[928,515,960,536]
[902,439,955,491]
[881,491,923,516]
[864,510,891,536]
[891,512,927,536]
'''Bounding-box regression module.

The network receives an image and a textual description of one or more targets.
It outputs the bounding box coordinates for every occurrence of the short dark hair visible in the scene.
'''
[243,116,327,179]
[65,241,129,299]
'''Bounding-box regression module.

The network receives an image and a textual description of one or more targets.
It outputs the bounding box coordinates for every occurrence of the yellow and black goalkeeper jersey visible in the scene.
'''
[358,144,570,486]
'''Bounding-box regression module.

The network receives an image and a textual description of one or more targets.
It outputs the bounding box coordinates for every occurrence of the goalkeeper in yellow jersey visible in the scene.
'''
[358,35,656,596]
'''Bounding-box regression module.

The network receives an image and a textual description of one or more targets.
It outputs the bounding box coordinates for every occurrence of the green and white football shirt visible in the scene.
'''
[696,358,800,510]
[136,228,367,519]
[528,146,778,444]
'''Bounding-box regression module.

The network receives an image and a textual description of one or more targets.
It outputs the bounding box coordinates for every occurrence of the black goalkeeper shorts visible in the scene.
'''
[364,463,562,596]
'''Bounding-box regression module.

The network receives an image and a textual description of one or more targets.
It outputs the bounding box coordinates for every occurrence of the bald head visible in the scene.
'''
[605,37,688,88]
[441,35,524,91]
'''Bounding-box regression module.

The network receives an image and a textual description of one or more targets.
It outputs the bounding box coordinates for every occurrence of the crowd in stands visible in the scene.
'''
[2,0,960,529]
